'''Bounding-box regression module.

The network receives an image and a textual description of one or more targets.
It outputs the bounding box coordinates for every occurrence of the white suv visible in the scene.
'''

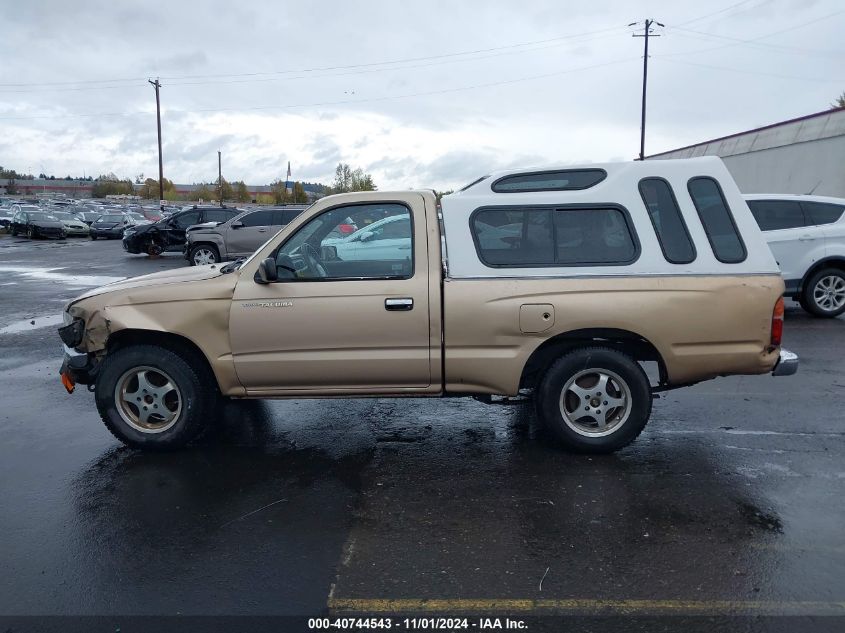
[745,194,845,317]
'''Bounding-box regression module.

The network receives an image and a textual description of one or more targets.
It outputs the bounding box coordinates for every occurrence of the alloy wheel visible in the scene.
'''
[192,248,217,265]
[558,368,632,437]
[114,366,182,433]
[813,275,845,312]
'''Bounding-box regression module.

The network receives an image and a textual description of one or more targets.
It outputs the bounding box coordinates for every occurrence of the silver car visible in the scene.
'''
[184,206,306,265]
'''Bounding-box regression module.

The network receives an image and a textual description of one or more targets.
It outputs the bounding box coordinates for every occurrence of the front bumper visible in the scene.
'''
[92,227,124,238]
[34,227,65,239]
[772,348,799,376]
[59,345,98,386]
[64,227,90,236]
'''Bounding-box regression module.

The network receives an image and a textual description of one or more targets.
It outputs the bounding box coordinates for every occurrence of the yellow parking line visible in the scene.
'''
[328,598,845,615]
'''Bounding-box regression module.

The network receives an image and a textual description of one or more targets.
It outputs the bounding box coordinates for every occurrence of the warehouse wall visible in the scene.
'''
[722,135,845,196]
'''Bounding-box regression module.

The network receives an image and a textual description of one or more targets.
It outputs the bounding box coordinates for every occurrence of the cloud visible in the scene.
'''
[0,0,841,188]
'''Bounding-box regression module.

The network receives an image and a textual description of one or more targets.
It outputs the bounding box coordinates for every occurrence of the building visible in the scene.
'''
[0,178,95,198]
[647,107,845,197]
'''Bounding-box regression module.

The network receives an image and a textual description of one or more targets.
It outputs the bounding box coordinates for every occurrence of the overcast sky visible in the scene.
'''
[0,0,842,190]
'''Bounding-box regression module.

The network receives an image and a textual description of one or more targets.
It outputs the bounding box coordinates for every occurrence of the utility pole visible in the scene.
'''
[631,19,663,161]
[218,151,223,207]
[148,78,164,208]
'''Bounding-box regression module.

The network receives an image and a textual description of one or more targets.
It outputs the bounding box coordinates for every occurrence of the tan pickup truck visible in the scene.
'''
[58,157,797,453]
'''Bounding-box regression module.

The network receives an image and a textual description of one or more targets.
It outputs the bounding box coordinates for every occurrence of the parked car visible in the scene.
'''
[90,213,137,240]
[322,213,411,262]
[0,209,13,229]
[745,194,845,317]
[123,206,241,256]
[59,157,797,453]
[69,207,101,225]
[9,206,66,239]
[184,207,306,265]
[51,211,90,237]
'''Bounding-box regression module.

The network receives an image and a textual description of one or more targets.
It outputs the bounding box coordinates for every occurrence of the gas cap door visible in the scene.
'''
[520,304,555,334]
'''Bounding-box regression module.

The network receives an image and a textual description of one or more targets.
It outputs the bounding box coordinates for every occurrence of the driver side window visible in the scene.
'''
[274,203,414,281]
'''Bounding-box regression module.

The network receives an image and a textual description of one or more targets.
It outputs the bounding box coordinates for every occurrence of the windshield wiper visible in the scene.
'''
[221,257,246,274]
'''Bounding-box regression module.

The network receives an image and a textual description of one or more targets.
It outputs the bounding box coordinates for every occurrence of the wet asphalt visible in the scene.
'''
[0,234,844,630]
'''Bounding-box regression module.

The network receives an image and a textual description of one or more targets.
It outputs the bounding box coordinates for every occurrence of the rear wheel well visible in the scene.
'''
[800,258,845,294]
[520,328,666,391]
[106,329,220,394]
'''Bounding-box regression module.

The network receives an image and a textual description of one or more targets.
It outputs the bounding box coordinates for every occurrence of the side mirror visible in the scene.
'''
[359,230,374,242]
[231,221,244,229]
[321,245,338,261]
[255,257,278,284]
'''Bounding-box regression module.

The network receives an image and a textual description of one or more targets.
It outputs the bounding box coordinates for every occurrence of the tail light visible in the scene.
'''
[771,297,784,346]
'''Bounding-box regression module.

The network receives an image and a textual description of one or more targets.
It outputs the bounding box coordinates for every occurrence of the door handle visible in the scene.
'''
[799,235,815,241]
[385,298,413,311]
[258,228,267,232]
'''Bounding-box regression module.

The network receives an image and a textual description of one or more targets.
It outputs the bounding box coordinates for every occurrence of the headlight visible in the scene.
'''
[124,228,136,236]
[62,311,73,326]
[58,318,85,347]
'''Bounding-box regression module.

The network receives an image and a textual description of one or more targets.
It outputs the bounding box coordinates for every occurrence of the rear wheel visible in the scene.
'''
[536,347,652,453]
[90,234,97,240]
[26,226,34,239]
[189,244,220,266]
[95,344,213,450]
[802,268,845,318]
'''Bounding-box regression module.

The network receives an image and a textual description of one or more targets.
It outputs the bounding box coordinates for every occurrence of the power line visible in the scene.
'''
[0,30,626,94]
[673,0,761,27]
[667,24,842,57]
[0,57,637,122]
[659,8,845,58]
[659,58,844,83]
[0,25,628,89]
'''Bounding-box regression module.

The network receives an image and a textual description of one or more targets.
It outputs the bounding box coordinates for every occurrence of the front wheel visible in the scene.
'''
[90,234,97,240]
[802,268,845,318]
[536,347,652,453]
[189,244,220,266]
[95,344,213,449]
[26,226,34,239]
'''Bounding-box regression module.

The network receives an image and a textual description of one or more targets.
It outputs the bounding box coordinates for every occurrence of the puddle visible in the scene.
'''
[0,314,65,335]
[0,265,124,288]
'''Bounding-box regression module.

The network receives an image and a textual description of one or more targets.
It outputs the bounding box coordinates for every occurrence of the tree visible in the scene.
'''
[1,167,34,179]
[233,181,250,202]
[832,91,845,109]
[218,177,234,201]
[326,163,377,194]
[138,177,175,199]
[91,174,134,198]
[193,184,214,201]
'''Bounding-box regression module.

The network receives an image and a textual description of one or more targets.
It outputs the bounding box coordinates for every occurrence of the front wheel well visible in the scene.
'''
[105,329,220,394]
[519,328,667,391]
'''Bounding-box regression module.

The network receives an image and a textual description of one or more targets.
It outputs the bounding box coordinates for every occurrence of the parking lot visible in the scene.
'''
[1,235,844,628]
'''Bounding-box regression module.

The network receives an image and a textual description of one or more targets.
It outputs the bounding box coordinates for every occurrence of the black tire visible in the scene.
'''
[95,344,213,450]
[536,347,652,453]
[801,268,845,318]
[90,234,97,240]
[10,227,17,237]
[26,226,34,239]
[189,243,220,266]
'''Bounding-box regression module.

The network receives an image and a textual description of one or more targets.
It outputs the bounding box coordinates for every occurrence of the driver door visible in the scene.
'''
[229,196,433,394]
